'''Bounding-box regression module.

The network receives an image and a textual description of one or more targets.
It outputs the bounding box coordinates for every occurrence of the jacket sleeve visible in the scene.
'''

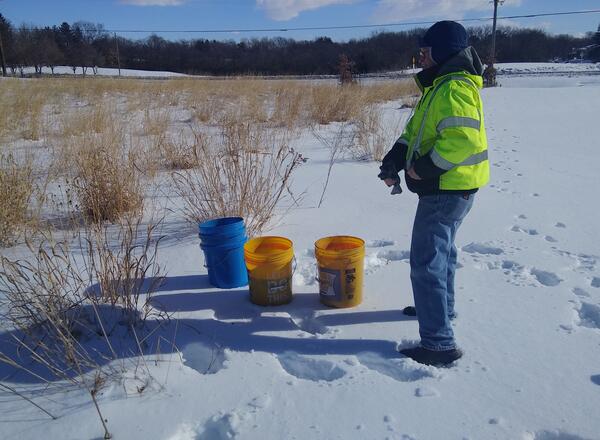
[413,81,482,179]
[381,138,408,173]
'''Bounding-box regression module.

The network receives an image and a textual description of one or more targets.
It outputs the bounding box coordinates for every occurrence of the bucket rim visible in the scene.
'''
[245,236,293,246]
[315,235,365,250]
[244,236,294,263]
[198,217,245,233]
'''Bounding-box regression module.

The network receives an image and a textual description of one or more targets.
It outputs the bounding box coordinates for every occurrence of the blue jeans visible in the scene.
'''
[410,194,474,351]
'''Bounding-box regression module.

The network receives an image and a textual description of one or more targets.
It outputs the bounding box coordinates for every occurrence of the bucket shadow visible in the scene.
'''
[0,276,414,385]
[150,274,416,358]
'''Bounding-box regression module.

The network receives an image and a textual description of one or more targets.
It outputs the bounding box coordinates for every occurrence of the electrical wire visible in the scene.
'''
[98,9,600,34]
[10,8,600,34]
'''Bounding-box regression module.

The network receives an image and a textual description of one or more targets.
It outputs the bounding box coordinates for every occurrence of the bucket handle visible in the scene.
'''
[292,256,298,276]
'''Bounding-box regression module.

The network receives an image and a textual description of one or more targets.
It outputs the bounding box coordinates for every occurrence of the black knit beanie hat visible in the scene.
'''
[421,21,469,64]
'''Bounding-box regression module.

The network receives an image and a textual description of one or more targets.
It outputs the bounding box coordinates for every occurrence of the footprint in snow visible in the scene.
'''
[415,386,440,397]
[525,429,594,440]
[502,260,524,271]
[530,268,562,287]
[181,341,227,375]
[364,248,410,274]
[248,395,271,411]
[462,242,504,255]
[356,352,440,382]
[277,352,346,382]
[554,250,597,273]
[375,249,410,261]
[555,222,567,228]
[575,302,600,329]
[510,225,539,236]
[366,239,395,247]
[197,412,242,440]
[591,277,600,288]
[591,375,600,386]
[288,310,329,335]
[572,287,591,298]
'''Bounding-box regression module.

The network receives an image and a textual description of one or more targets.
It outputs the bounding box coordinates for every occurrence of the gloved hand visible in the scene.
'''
[378,162,402,195]
[378,161,398,181]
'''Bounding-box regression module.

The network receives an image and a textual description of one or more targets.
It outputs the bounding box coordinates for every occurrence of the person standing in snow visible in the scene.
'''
[378,21,490,366]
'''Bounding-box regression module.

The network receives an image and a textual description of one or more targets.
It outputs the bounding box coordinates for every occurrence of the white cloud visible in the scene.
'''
[119,0,186,6]
[371,0,522,23]
[256,0,355,21]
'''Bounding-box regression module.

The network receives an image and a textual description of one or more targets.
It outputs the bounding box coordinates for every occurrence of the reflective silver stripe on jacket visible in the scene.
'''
[436,116,480,133]
[406,75,476,170]
[430,149,489,171]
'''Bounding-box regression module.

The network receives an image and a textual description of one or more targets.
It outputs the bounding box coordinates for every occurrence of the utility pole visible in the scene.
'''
[490,0,502,66]
[115,33,121,76]
[484,0,503,87]
[0,31,7,77]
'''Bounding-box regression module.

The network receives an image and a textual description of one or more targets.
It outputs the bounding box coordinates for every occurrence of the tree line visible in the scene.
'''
[0,14,598,77]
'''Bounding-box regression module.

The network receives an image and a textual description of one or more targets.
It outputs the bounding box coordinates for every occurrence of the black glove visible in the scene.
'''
[378,162,402,195]
[378,161,399,182]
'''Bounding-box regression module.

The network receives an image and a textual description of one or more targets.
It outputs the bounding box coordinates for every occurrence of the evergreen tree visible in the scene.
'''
[590,23,600,62]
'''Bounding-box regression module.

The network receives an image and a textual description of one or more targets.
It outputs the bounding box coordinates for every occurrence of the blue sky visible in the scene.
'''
[1,0,599,41]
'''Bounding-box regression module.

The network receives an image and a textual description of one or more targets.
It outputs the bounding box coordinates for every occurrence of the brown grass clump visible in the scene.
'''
[270,81,307,129]
[308,83,364,125]
[0,154,37,247]
[0,211,165,438]
[155,129,197,170]
[350,106,388,161]
[80,213,165,317]
[361,80,419,105]
[58,100,118,138]
[142,107,172,137]
[67,129,143,223]
[0,80,50,141]
[172,122,304,237]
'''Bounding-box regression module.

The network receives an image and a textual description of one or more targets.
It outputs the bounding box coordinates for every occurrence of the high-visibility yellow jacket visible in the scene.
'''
[382,47,490,196]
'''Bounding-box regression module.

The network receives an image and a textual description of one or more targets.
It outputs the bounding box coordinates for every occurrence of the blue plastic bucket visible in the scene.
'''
[199,217,245,238]
[198,217,248,288]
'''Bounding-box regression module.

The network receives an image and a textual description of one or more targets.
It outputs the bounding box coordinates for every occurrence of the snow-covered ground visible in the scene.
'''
[496,62,600,75]
[1,73,600,440]
[15,66,189,78]
[7,62,600,81]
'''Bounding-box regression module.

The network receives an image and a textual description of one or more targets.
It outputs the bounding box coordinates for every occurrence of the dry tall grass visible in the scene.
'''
[350,106,388,161]
[0,154,37,247]
[80,213,165,321]
[0,210,166,438]
[172,122,304,237]
[65,128,143,223]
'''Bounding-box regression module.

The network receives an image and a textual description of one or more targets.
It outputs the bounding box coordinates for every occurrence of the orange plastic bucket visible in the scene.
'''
[315,236,365,308]
[244,236,294,306]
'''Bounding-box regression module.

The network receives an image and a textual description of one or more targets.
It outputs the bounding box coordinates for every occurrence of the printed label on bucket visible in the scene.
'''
[318,268,342,299]
[249,277,292,306]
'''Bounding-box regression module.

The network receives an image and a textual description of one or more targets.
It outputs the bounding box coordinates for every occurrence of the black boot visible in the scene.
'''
[399,346,463,367]
[402,306,416,316]
[403,306,456,320]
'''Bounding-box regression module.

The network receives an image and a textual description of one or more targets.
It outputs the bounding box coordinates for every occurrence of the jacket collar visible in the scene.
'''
[415,46,484,91]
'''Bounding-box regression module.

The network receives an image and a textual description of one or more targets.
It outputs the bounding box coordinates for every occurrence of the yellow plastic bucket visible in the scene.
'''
[315,236,365,308]
[244,236,294,306]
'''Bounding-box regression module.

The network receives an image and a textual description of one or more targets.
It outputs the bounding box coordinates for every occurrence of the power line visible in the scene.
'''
[10,8,600,34]
[99,9,600,34]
